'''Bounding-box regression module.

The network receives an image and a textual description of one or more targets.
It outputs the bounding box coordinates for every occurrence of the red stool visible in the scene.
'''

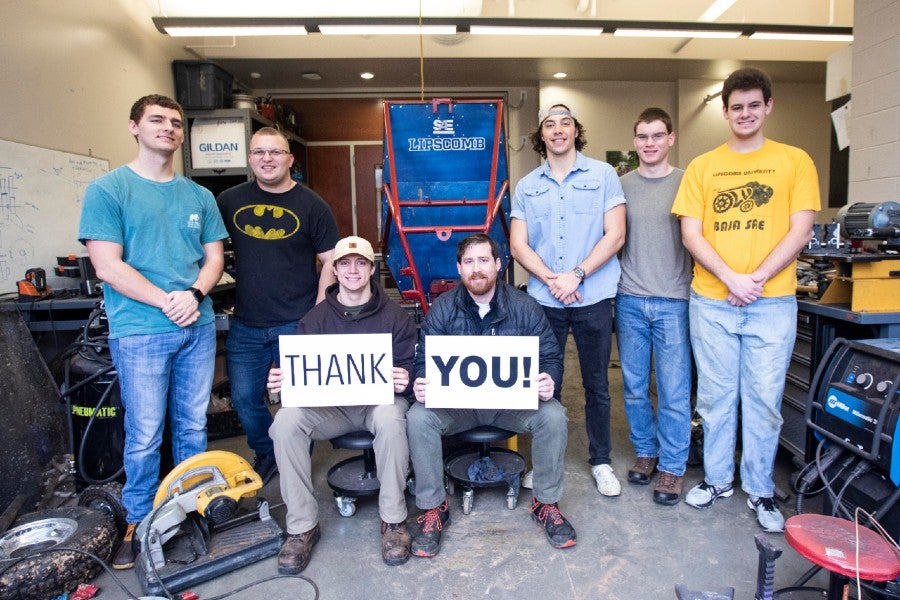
[784,513,900,598]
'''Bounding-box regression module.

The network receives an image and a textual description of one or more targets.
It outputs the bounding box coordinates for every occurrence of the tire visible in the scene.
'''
[78,482,127,538]
[0,507,116,600]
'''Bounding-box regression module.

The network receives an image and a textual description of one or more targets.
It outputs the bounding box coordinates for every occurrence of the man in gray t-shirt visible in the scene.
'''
[616,107,693,505]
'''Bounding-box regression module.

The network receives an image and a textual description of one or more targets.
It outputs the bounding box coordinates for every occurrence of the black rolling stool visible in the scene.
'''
[326,431,378,517]
[443,426,525,515]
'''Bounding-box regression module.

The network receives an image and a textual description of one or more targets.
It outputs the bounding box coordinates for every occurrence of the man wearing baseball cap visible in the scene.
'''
[510,103,627,498]
[266,235,417,572]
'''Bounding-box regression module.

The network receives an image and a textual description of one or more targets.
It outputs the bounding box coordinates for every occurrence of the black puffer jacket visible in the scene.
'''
[413,281,562,385]
[299,280,416,396]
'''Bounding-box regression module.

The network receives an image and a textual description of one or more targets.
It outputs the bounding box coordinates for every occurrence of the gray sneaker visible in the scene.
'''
[747,496,785,532]
[684,481,733,508]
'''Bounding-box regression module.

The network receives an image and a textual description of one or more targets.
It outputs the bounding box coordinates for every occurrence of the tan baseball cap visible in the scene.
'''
[333,236,375,263]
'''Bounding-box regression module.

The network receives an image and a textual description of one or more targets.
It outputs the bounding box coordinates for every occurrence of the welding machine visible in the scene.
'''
[807,337,900,481]
[806,337,900,536]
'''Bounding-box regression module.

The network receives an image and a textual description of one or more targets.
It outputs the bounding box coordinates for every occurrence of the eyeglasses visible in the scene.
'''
[634,132,669,143]
[249,148,291,157]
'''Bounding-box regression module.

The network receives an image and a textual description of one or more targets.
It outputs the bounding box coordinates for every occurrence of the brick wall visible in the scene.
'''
[849,0,900,202]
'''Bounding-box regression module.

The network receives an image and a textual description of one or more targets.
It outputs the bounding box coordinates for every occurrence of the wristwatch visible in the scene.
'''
[573,266,586,281]
[189,287,205,304]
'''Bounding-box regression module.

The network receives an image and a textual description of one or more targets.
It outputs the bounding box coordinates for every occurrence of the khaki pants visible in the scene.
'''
[270,395,410,534]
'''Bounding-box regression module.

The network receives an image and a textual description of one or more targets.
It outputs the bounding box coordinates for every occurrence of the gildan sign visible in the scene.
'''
[278,334,394,407]
[190,117,247,169]
[425,336,539,410]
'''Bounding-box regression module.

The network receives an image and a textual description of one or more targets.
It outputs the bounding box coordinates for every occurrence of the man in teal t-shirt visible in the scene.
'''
[78,94,228,569]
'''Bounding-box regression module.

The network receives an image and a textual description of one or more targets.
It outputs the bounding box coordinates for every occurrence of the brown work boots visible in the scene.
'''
[381,520,411,566]
[277,523,321,574]
[653,472,684,506]
[278,521,411,572]
[627,457,658,485]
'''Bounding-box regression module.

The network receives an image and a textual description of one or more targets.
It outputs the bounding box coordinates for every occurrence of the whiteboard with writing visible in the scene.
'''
[0,139,109,294]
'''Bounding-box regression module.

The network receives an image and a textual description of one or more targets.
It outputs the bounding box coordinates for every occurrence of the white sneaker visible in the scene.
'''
[591,464,621,497]
[521,469,533,489]
[748,496,785,532]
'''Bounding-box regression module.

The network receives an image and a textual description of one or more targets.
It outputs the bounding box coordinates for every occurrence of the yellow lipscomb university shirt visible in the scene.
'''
[672,139,821,300]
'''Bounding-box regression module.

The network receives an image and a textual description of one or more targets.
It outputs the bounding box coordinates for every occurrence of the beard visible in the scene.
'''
[464,273,496,297]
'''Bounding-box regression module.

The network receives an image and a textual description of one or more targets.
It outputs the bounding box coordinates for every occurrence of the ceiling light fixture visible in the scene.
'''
[470,25,602,36]
[614,28,740,39]
[553,72,567,79]
[319,24,456,35]
[360,72,375,80]
[151,17,851,42]
[162,25,307,36]
[749,32,854,42]
[698,0,738,22]
[301,72,322,81]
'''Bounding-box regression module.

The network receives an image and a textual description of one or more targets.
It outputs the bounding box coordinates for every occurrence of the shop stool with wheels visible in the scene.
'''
[443,426,525,515]
[325,431,379,517]
[752,514,900,599]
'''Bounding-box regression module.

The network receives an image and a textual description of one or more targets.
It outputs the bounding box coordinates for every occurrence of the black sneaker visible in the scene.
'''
[530,498,577,549]
[252,452,278,485]
[411,500,450,558]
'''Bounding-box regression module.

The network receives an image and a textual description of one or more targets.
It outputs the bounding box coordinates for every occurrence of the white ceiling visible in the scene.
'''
[147,0,854,92]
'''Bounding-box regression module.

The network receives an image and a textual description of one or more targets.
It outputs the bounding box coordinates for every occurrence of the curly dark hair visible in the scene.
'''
[529,104,587,158]
[722,68,772,107]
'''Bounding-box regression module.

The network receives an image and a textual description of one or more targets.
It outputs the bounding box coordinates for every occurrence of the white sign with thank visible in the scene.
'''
[424,335,539,410]
[278,334,394,407]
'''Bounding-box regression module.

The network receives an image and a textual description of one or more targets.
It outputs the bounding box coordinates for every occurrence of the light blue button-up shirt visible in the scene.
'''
[510,152,626,308]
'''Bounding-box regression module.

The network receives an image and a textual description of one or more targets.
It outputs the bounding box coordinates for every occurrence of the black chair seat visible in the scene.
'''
[452,425,515,445]
[330,430,375,451]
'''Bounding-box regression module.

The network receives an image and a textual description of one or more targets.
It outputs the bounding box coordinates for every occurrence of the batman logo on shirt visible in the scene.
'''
[233,205,300,240]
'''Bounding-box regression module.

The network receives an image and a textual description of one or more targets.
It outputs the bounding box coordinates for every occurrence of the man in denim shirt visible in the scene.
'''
[510,103,626,497]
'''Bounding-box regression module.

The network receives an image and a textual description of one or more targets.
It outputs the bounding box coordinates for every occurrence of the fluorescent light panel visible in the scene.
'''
[164,25,307,36]
[614,28,740,39]
[699,0,738,22]
[749,32,853,42]
[318,24,456,35]
[470,25,602,36]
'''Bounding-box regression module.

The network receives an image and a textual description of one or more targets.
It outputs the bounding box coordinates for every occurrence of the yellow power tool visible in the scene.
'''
[153,450,262,523]
[134,451,283,596]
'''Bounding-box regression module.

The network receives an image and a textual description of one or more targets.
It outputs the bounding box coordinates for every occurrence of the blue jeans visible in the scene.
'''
[615,294,693,476]
[689,292,796,498]
[109,323,216,523]
[226,318,299,458]
[543,299,613,465]
[407,400,569,509]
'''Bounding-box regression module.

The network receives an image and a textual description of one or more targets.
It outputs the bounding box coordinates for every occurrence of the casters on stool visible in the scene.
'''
[326,431,379,517]
[443,426,525,514]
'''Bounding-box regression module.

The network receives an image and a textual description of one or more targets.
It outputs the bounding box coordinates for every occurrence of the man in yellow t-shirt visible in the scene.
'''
[671,67,820,532]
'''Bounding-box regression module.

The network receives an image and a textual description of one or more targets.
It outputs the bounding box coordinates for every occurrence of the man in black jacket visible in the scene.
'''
[408,233,574,557]
[266,236,415,572]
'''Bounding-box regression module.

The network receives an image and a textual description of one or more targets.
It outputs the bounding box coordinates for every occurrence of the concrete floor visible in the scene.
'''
[93,336,830,599]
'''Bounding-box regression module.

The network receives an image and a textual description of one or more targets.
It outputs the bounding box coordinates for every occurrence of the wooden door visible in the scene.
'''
[306,145,352,237]
[353,144,383,244]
